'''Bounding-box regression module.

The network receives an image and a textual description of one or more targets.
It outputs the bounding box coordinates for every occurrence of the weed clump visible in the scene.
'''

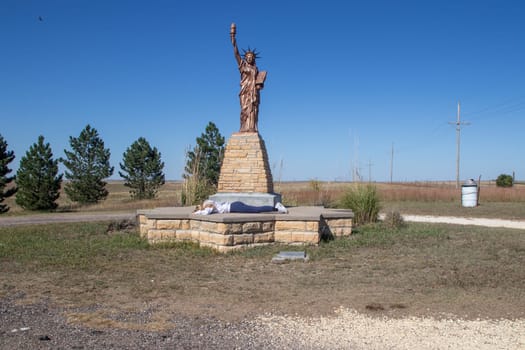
[339,184,381,226]
[382,210,406,229]
[106,219,136,234]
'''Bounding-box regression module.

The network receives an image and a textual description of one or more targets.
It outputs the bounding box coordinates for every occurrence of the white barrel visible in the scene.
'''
[461,185,478,207]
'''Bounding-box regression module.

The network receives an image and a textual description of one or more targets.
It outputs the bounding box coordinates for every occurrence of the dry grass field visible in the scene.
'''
[3,180,525,219]
[1,181,183,215]
[279,181,525,219]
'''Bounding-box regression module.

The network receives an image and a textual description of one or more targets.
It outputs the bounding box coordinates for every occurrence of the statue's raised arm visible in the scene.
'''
[229,23,266,133]
[230,23,242,67]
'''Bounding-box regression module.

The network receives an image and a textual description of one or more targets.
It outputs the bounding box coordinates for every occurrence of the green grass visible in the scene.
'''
[308,222,447,259]
[0,221,446,269]
[1,221,515,268]
[228,222,449,262]
[0,222,148,269]
[0,222,225,272]
[150,240,218,257]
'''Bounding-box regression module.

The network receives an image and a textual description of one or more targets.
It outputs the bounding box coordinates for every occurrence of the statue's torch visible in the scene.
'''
[230,23,236,38]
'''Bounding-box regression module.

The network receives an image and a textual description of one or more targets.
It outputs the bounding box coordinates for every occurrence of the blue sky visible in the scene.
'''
[1,0,524,182]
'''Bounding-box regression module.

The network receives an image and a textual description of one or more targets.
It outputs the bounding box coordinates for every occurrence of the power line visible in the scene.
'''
[463,95,525,120]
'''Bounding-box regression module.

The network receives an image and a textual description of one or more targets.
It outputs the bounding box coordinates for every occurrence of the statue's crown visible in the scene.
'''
[242,47,261,59]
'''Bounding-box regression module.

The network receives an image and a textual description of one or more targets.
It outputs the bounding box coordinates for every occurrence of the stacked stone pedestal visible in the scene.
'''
[137,206,354,252]
[210,132,281,206]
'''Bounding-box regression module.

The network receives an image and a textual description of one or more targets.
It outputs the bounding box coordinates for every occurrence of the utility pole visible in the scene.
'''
[367,159,373,183]
[449,101,470,188]
[390,142,394,183]
[351,132,360,182]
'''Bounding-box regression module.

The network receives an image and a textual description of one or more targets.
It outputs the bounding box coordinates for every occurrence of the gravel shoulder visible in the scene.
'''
[0,211,135,226]
[401,214,525,230]
[2,298,523,350]
[2,210,525,229]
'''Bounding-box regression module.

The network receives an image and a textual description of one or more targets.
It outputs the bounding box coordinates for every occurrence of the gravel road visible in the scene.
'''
[2,298,524,350]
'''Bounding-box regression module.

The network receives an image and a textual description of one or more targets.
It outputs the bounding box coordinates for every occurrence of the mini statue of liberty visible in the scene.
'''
[230,23,267,133]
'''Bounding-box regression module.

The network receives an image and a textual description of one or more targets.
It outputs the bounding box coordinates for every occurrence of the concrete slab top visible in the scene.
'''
[137,206,353,223]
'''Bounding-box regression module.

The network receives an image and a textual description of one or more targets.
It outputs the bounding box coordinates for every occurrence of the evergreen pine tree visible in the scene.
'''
[62,125,114,204]
[0,134,17,213]
[182,122,225,204]
[15,135,62,210]
[184,122,225,185]
[119,137,165,199]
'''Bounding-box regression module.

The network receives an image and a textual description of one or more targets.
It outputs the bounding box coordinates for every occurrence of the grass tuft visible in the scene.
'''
[339,184,381,225]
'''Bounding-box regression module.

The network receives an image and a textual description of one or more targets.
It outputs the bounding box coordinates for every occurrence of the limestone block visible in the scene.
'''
[138,214,147,224]
[141,219,157,234]
[147,229,164,242]
[161,230,177,240]
[212,244,239,253]
[262,222,274,232]
[233,234,254,245]
[275,221,306,231]
[291,231,319,244]
[191,230,201,241]
[326,218,352,227]
[139,224,148,237]
[242,222,262,233]
[199,221,219,232]
[199,231,210,242]
[157,220,183,230]
[191,220,201,230]
[230,151,248,158]
[253,232,274,244]
[274,231,292,243]
[306,221,319,232]
[176,230,193,241]
[182,220,191,230]
[236,168,252,174]
[207,233,234,246]
[217,223,243,234]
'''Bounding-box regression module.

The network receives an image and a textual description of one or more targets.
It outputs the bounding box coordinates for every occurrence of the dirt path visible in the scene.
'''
[0,211,135,227]
[401,214,525,229]
[2,211,525,229]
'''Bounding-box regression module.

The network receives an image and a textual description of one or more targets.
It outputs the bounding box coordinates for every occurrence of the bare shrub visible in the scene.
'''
[106,219,136,234]
[382,210,405,229]
[181,148,216,205]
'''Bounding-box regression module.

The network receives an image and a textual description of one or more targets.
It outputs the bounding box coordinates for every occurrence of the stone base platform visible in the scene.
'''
[137,206,353,253]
